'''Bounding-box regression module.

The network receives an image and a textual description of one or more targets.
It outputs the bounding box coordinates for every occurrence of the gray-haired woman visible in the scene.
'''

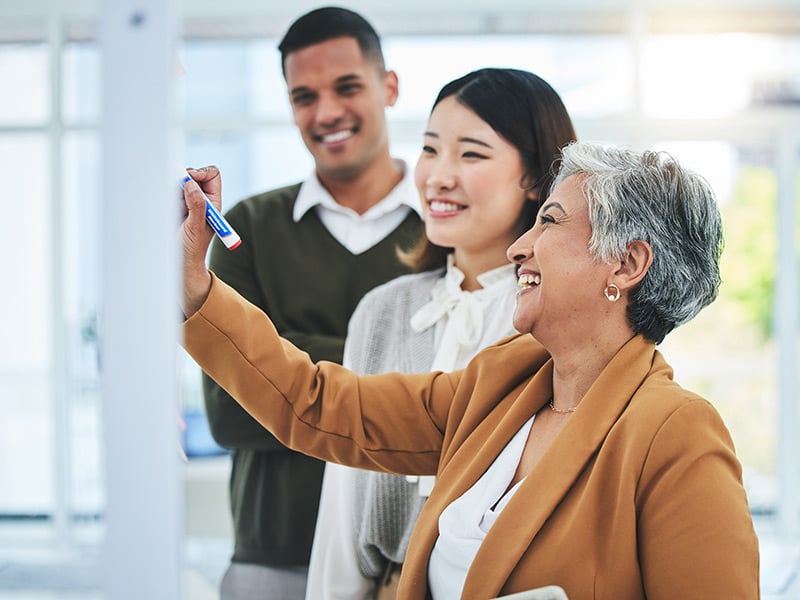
[180,142,759,599]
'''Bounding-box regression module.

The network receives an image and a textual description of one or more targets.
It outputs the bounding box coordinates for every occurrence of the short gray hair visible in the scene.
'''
[551,143,723,344]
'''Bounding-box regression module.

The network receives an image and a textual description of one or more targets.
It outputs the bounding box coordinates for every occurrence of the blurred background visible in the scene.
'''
[0,0,798,598]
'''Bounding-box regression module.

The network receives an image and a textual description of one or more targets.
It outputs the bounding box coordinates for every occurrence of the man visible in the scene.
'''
[202,7,422,600]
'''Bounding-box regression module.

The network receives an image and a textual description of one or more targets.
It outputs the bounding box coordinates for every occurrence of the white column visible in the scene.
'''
[100,0,183,598]
[775,134,799,536]
[47,0,70,550]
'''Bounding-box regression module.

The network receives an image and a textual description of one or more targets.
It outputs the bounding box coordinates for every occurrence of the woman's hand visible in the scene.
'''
[180,165,221,318]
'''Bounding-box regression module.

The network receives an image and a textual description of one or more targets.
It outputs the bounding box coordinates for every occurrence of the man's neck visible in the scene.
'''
[318,154,404,215]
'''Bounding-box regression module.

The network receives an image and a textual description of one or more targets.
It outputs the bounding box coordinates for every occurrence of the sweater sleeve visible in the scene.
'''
[636,399,760,599]
[184,274,455,474]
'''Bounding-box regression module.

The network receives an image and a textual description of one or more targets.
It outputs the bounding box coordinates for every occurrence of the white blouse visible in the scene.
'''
[428,415,536,599]
[408,256,518,496]
[306,258,519,600]
[411,254,518,373]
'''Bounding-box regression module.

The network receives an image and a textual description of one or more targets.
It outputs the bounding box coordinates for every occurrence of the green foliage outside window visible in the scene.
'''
[718,166,800,341]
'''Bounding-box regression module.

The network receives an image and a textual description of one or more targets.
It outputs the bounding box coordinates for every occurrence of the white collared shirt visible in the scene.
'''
[292,160,422,255]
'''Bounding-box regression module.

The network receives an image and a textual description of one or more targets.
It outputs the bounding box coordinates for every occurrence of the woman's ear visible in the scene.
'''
[519,174,541,202]
[615,240,653,290]
[525,188,540,202]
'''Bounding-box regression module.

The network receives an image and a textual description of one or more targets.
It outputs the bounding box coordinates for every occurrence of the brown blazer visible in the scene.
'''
[183,275,760,599]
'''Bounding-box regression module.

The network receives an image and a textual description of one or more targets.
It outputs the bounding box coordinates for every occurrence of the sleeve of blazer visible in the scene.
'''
[202,204,343,451]
[184,274,456,476]
[636,399,760,599]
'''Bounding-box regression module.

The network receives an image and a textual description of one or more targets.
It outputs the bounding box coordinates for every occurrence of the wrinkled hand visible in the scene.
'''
[180,165,221,318]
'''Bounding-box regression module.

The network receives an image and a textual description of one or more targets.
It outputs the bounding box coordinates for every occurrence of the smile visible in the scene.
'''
[517,273,541,288]
[315,127,357,145]
[429,200,466,214]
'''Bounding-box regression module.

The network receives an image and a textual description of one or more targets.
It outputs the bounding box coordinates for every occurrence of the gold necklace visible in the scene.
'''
[548,397,577,414]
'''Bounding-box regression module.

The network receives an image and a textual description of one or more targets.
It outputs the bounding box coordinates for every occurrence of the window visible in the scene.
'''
[1,31,797,597]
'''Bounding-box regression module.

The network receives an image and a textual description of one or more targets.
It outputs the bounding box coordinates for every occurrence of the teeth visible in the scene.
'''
[517,273,541,288]
[429,200,463,213]
[322,130,353,143]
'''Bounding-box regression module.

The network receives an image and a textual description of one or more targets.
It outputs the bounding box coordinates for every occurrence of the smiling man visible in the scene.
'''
[201,7,422,599]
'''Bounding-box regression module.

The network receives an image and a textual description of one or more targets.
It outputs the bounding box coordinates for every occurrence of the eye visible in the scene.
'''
[291,92,315,107]
[337,82,362,96]
[462,151,489,160]
[421,145,436,155]
[538,213,557,225]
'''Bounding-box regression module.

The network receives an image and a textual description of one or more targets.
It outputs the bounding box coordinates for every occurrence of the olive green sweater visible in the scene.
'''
[202,182,421,567]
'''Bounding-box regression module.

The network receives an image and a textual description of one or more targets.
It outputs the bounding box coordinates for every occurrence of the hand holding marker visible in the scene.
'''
[180,170,242,250]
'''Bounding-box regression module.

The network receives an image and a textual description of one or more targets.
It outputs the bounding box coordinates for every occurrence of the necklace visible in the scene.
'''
[548,397,577,414]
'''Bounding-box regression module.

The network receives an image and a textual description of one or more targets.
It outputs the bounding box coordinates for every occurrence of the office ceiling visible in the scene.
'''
[2,0,800,40]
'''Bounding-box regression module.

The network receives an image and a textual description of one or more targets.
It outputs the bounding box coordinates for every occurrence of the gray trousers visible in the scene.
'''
[220,562,308,600]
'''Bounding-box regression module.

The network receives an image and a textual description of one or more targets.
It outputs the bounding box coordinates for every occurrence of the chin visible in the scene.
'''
[319,161,363,182]
[423,227,456,248]
[511,315,529,335]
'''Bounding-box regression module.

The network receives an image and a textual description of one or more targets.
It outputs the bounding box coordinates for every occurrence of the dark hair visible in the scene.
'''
[278,6,386,77]
[403,68,578,272]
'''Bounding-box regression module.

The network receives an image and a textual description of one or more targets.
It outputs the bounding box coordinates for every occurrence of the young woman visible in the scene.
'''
[305,68,577,600]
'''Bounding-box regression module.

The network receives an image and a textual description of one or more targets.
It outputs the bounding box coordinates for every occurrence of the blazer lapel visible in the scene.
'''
[399,337,552,599]
[462,335,657,598]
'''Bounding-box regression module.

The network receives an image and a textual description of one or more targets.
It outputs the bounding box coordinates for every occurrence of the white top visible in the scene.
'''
[411,254,518,373]
[305,262,519,600]
[428,415,535,600]
[408,255,518,496]
[292,160,422,254]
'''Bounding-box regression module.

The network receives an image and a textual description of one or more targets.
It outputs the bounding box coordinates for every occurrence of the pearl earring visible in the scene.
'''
[604,283,620,302]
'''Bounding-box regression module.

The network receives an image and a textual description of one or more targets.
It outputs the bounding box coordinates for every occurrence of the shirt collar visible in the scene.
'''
[444,254,518,293]
[292,159,422,222]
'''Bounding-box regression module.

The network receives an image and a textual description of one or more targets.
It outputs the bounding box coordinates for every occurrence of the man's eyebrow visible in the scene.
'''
[334,74,362,84]
[289,85,313,97]
[290,74,363,97]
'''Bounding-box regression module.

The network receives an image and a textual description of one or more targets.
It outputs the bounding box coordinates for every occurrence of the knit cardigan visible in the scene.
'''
[343,269,518,576]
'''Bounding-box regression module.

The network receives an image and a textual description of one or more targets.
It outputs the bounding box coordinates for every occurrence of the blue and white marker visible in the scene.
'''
[180,172,242,250]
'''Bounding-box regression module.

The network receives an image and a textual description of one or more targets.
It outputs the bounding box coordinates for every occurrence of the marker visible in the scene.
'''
[180,172,242,250]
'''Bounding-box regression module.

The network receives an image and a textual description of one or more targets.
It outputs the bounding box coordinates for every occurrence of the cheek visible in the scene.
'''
[414,161,428,193]
[361,96,387,126]
[459,170,496,204]
[480,179,528,225]
[292,108,312,131]
[473,162,524,205]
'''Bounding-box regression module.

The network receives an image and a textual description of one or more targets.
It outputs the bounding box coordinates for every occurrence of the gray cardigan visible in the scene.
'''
[345,270,441,577]
[342,267,519,578]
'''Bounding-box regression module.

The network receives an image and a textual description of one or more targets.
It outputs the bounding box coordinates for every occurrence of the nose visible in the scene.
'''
[315,92,346,126]
[506,228,535,264]
[427,173,456,192]
[425,160,457,192]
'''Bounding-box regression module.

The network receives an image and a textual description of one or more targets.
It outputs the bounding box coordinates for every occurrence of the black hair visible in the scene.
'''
[404,68,577,272]
[278,6,385,77]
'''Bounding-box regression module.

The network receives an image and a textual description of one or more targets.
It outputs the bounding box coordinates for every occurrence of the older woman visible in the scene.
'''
[180,143,759,599]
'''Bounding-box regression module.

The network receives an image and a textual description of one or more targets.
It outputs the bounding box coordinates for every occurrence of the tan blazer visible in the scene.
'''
[184,275,760,599]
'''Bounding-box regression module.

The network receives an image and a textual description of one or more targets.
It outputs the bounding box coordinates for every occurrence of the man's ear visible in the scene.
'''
[615,239,653,291]
[383,69,399,107]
